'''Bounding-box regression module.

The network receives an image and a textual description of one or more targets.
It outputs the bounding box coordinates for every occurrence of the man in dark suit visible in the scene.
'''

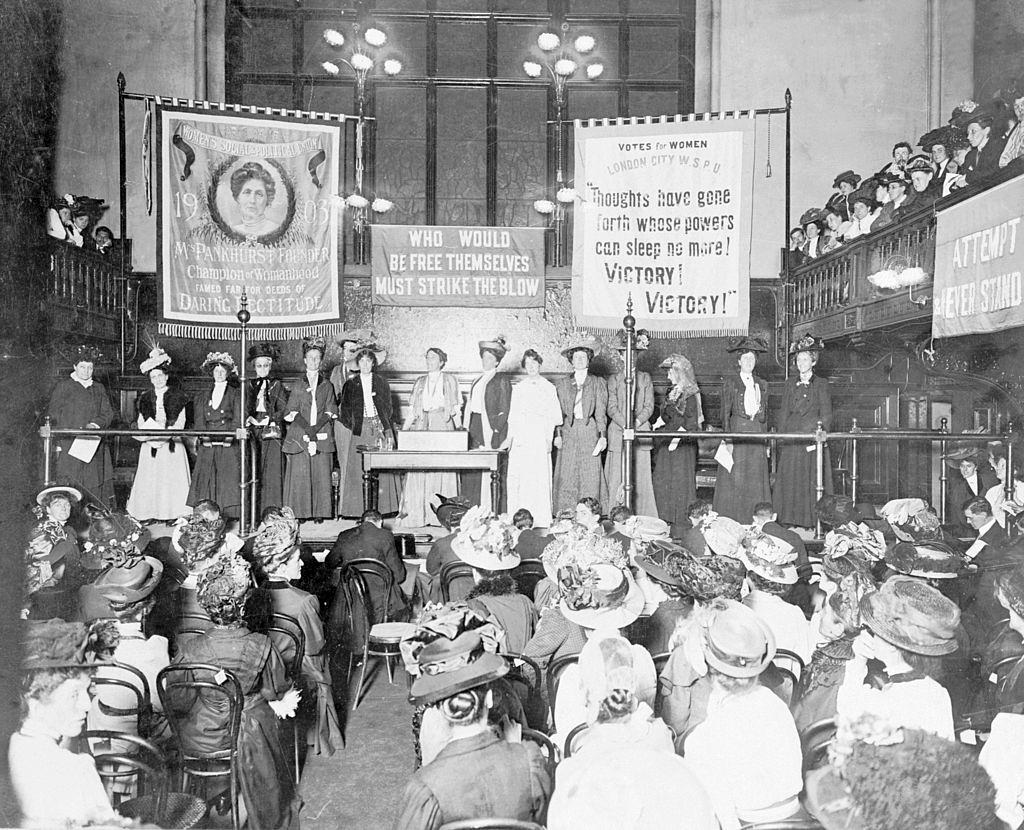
[326,509,409,626]
[426,496,472,602]
[945,448,999,524]
[512,508,551,560]
[461,337,513,509]
[960,496,1014,655]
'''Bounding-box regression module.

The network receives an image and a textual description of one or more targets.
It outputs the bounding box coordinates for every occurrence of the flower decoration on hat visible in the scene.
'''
[22,618,120,671]
[790,334,825,355]
[72,344,104,364]
[175,511,227,570]
[196,552,252,620]
[399,602,503,677]
[740,527,798,584]
[251,507,300,574]
[201,351,237,373]
[139,346,171,375]
[302,334,328,355]
[451,506,520,571]
[84,511,145,569]
[822,522,886,564]
[673,555,747,602]
[879,498,930,542]
[828,571,877,631]
[541,525,628,581]
[614,328,650,351]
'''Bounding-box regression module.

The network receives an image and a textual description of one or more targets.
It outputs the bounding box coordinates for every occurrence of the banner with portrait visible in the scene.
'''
[158,105,344,338]
[571,117,755,336]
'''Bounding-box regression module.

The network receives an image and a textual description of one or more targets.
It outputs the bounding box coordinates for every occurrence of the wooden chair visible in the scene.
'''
[563,722,589,759]
[439,561,475,602]
[157,663,244,830]
[89,674,148,738]
[439,820,545,830]
[545,653,580,706]
[651,651,672,716]
[520,727,558,776]
[741,820,824,829]
[267,615,305,787]
[343,558,399,625]
[82,729,164,806]
[344,570,416,709]
[772,648,807,705]
[800,717,836,776]
[509,561,546,599]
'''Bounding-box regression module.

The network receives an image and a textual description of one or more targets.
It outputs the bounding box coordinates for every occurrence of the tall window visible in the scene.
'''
[227,0,696,265]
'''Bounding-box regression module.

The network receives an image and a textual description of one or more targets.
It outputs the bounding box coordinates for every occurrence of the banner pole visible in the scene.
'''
[237,292,250,535]
[783,88,793,379]
[118,73,128,374]
[622,296,635,511]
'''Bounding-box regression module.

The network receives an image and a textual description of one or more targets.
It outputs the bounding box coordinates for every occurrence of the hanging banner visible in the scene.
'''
[572,118,755,335]
[933,174,1024,338]
[370,224,546,307]
[157,105,344,338]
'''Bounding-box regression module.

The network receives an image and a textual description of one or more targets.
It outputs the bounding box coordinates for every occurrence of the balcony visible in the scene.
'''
[46,238,130,343]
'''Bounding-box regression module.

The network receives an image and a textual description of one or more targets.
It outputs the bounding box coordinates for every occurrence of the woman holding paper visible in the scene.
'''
[713,337,772,522]
[126,347,191,521]
[773,335,832,529]
[652,353,702,533]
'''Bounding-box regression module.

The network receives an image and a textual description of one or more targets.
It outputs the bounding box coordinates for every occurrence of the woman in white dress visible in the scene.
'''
[398,347,461,528]
[501,349,562,528]
[127,347,191,521]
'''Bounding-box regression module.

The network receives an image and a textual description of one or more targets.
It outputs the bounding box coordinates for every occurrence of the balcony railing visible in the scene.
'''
[46,237,131,342]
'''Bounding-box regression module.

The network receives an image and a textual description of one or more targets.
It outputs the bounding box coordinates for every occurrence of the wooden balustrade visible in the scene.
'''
[46,237,130,342]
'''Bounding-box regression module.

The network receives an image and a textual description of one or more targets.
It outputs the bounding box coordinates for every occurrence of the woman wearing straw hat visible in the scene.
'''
[552,335,608,513]
[547,631,717,830]
[188,351,242,517]
[836,576,958,739]
[23,485,83,620]
[396,628,551,829]
[652,352,702,533]
[247,342,288,512]
[773,334,832,530]
[127,346,191,521]
[10,619,126,828]
[712,336,771,523]
[683,600,804,830]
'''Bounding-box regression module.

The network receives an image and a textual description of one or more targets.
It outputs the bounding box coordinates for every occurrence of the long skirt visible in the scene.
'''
[339,420,400,516]
[774,441,833,528]
[128,438,191,520]
[712,419,771,522]
[55,443,114,504]
[552,421,606,514]
[605,439,659,517]
[397,409,457,528]
[187,443,240,516]
[256,436,285,513]
[237,702,299,830]
[652,437,697,527]
[283,448,333,519]
[507,440,555,529]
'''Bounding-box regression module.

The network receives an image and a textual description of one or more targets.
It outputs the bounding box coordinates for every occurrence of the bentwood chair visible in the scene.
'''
[545,653,581,707]
[772,648,807,705]
[82,729,165,806]
[563,722,589,759]
[520,728,558,777]
[651,651,672,716]
[800,718,837,776]
[439,821,545,830]
[439,561,475,602]
[267,614,305,786]
[157,663,244,830]
[502,652,546,731]
[509,561,546,599]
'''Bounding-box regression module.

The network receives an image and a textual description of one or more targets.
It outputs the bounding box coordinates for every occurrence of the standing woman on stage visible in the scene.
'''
[188,352,242,518]
[339,343,401,515]
[552,335,608,513]
[127,346,191,521]
[503,348,563,528]
[330,330,367,515]
[247,342,288,512]
[48,345,116,505]
[774,335,832,530]
[652,353,703,533]
[398,347,461,528]
[713,336,772,522]
[606,329,658,516]
[283,335,337,521]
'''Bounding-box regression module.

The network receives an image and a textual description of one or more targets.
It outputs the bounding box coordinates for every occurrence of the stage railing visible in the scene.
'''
[39,418,251,533]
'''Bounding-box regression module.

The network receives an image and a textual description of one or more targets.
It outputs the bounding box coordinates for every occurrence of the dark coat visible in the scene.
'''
[466,372,513,448]
[188,383,241,513]
[326,521,408,621]
[554,374,608,436]
[949,466,1000,515]
[514,528,551,561]
[284,373,337,453]
[248,377,288,424]
[48,377,116,501]
[338,373,394,437]
[964,135,1008,185]
[137,388,189,424]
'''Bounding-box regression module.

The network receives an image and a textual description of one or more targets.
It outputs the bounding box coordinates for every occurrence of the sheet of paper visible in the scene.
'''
[68,435,100,463]
[715,440,734,472]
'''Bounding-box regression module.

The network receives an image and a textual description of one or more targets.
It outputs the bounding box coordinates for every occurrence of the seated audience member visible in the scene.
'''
[799,208,827,259]
[573,496,627,551]
[816,494,886,578]
[841,186,880,241]
[786,226,806,268]
[46,200,74,241]
[531,513,604,610]
[93,226,115,256]
[168,552,299,829]
[751,501,813,612]
[326,507,409,620]
[396,630,551,830]
[920,124,961,193]
[546,633,718,830]
[683,601,804,830]
[836,576,957,739]
[253,506,343,757]
[826,170,860,221]
[950,101,1008,188]
[23,485,83,620]
[739,529,812,665]
[821,206,848,253]
[793,571,875,731]
[511,508,550,559]
[973,569,1024,716]
[658,558,748,741]
[878,140,912,178]
[67,207,93,248]
[453,508,537,654]
[633,539,696,653]
[903,154,941,212]
[422,496,472,601]
[987,444,1024,526]
[74,511,155,623]
[10,620,126,829]
[1000,95,1024,170]
[806,715,1002,830]
[169,503,236,636]
[944,446,999,525]
[874,171,916,228]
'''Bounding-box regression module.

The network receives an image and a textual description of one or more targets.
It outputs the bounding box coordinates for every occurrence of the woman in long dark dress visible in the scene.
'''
[713,336,771,522]
[170,553,299,830]
[774,335,833,529]
[283,336,337,520]
[247,342,288,513]
[653,353,702,533]
[188,352,241,517]
[48,345,116,504]
[338,345,401,514]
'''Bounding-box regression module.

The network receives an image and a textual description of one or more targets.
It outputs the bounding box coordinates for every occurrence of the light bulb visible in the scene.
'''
[364,28,387,48]
[346,194,369,209]
[322,61,341,75]
[372,198,394,213]
[350,53,374,71]
[556,187,576,203]
[383,59,402,76]
[523,61,543,78]
[554,58,577,78]
[574,35,595,53]
[323,28,345,47]
[533,199,555,215]
[537,32,560,51]
[586,63,604,80]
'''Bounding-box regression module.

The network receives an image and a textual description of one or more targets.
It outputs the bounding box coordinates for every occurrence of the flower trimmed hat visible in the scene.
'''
[201,351,237,373]
[884,541,962,580]
[614,328,650,351]
[22,619,118,671]
[408,630,508,706]
[561,334,601,361]
[740,528,798,584]
[478,335,509,361]
[251,506,300,574]
[452,507,520,571]
[558,562,644,630]
[860,576,961,656]
[789,334,825,355]
[726,335,768,354]
[85,511,147,570]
